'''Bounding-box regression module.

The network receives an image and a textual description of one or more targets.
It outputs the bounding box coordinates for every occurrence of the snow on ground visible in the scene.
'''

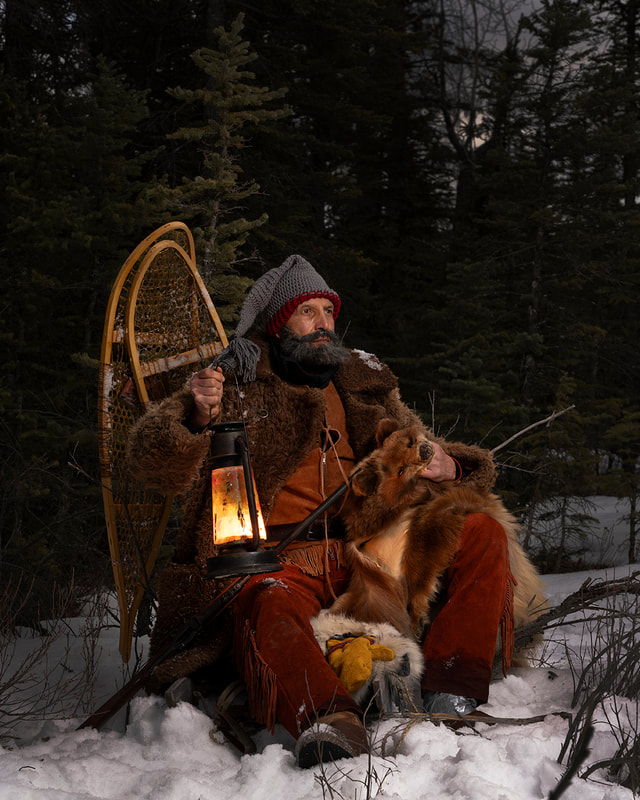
[530,496,635,567]
[1,498,638,800]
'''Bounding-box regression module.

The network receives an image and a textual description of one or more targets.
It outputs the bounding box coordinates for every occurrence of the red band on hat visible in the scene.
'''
[266,291,341,336]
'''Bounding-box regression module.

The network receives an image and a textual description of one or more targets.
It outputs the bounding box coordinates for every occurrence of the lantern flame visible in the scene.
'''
[211,466,267,547]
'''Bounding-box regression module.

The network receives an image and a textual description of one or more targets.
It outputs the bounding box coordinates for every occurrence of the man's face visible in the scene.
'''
[283,298,336,341]
[277,298,349,368]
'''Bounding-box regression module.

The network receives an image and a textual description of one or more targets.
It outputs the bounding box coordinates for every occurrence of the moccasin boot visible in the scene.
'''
[295,710,369,769]
[422,690,479,716]
[422,690,484,729]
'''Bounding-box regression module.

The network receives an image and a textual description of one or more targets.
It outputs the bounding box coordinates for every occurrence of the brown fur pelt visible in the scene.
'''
[331,419,547,652]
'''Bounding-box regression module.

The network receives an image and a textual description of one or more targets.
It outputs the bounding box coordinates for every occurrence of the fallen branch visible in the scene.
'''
[381,709,572,727]
[512,572,640,657]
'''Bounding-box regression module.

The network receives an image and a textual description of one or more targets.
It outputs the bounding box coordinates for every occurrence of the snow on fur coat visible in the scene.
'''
[127,333,497,689]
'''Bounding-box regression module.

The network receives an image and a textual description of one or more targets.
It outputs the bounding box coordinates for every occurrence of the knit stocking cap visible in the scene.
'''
[212,255,340,381]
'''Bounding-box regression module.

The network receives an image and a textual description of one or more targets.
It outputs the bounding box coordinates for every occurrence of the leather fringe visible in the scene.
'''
[233,617,278,733]
[279,540,345,577]
[500,568,517,676]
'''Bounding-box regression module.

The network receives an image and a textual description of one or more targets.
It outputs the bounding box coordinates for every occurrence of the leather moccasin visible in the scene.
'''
[295,710,369,769]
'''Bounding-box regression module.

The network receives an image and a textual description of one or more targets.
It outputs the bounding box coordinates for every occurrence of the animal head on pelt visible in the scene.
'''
[334,418,464,637]
[345,418,443,539]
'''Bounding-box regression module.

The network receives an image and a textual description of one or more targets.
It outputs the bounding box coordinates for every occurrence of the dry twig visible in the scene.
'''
[490,405,575,456]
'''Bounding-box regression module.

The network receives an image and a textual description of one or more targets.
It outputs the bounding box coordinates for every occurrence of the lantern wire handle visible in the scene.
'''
[228,371,261,549]
[236,434,261,552]
[228,371,264,551]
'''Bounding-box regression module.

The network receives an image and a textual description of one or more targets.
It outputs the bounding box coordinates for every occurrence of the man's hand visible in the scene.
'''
[419,441,458,482]
[188,367,225,430]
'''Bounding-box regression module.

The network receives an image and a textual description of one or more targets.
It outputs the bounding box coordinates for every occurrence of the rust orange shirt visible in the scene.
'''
[267,382,356,525]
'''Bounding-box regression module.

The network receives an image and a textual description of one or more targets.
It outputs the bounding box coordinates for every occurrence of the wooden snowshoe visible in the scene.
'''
[98,221,228,662]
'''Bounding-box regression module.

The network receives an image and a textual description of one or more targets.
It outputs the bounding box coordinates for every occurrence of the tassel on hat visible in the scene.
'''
[212,255,340,381]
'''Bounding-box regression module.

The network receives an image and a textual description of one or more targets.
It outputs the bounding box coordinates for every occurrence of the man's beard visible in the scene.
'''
[278,327,350,368]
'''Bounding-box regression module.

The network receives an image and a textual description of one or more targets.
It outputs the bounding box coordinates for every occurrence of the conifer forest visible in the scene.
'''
[1,0,639,624]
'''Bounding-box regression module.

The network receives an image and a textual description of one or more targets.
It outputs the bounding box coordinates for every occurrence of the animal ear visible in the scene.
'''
[350,462,381,496]
[376,418,399,447]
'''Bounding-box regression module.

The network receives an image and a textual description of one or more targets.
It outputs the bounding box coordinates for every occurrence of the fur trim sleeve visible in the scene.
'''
[383,387,424,429]
[127,387,211,494]
[442,441,497,490]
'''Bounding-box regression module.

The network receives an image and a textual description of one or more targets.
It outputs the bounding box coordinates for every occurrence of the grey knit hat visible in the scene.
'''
[212,255,340,381]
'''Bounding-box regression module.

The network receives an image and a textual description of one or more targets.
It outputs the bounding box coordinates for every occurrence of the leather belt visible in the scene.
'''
[267,519,346,543]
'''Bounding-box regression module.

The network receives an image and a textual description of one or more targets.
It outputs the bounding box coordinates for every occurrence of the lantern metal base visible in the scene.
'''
[206,548,284,580]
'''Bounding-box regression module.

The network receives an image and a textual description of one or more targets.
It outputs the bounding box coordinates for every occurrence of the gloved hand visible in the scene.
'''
[326,635,394,693]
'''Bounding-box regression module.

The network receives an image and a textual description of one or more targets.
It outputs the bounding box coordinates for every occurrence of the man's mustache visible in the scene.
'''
[296,329,342,345]
[278,325,350,367]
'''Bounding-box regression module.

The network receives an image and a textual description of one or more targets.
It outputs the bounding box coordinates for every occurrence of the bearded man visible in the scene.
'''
[127,255,511,768]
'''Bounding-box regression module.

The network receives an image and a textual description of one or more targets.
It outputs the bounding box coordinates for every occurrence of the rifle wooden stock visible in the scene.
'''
[78,476,356,731]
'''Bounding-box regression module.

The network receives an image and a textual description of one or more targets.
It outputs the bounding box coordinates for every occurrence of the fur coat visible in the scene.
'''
[127,333,497,688]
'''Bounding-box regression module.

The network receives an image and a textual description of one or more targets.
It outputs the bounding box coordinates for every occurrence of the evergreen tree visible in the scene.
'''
[602,410,640,563]
[235,0,449,363]
[2,0,86,93]
[0,56,160,621]
[563,0,640,561]
[74,0,209,172]
[412,1,595,441]
[157,12,289,318]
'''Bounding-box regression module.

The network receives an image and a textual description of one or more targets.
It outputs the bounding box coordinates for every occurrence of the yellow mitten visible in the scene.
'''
[327,635,395,693]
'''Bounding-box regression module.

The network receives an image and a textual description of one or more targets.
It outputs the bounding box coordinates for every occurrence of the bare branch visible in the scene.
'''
[512,572,640,656]
[490,405,575,456]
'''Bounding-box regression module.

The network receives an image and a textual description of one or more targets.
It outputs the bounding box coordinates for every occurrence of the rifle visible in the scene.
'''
[78,477,355,731]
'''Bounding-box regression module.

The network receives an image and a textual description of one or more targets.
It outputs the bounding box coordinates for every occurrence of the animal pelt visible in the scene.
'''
[311,610,424,712]
[331,419,547,656]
